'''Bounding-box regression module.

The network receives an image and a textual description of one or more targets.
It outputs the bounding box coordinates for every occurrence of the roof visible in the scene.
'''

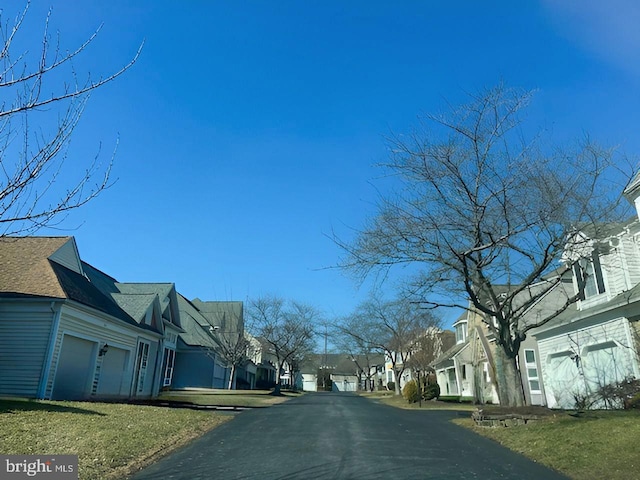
[0,236,70,298]
[176,294,219,349]
[50,262,142,328]
[432,342,468,368]
[191,299,243,331]
[0,237,143,329]
[110,293,158,323]
[300,353,385,375]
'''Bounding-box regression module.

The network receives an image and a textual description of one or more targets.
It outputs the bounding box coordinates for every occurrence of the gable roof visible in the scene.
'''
[0,237,144,329]
[0,236,71,298]
[191,299,243,331]
[176,294,219,349]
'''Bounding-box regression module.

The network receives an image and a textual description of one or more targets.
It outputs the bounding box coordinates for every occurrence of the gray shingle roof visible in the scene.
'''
[176,294,219,349]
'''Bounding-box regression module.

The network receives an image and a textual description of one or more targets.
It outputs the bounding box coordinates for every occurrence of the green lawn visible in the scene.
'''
[0,398,231,480]
[455,410,640,480]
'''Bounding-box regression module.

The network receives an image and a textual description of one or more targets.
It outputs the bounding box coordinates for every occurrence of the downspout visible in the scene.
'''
[38,302,62,399]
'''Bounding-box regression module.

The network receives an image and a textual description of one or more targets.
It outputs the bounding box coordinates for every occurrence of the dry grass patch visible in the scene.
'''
[360,391,476,411]
[455,410,640,480]
[0,398,231,480]
[159,390,298,408]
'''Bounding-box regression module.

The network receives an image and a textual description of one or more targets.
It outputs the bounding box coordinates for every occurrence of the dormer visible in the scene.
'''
[453,315,468,344]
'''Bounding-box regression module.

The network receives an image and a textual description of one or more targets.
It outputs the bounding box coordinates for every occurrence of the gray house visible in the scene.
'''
[0,237,163,400]
[172,294,230,389]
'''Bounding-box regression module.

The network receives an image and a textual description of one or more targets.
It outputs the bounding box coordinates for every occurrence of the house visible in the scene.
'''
[298,353,385,392]
[0,237,164,400]
[80,267,185,395]
[434,313,476,400]
[533,206,640,408]
[385,328,456,391]
[172,294,230,389]
[190,299,249,389]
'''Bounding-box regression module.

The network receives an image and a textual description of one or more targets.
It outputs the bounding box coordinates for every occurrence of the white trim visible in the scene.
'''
[38,302,63,399]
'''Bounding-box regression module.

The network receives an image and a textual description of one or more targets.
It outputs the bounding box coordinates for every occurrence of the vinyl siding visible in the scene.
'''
[624,235,640,287]
[0,302,54,397]
[45,304,156,399]
[537,317,637,408]
[49,240,83,274]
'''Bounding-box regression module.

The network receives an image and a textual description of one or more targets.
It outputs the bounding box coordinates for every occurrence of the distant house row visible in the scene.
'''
[434,176,640,408]
[0,236,276,400]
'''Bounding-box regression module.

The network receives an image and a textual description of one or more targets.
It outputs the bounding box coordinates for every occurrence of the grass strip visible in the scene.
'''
[454,410,640,480]
[0,398,231,480]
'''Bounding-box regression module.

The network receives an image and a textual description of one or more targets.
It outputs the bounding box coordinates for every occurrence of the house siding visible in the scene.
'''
[0,301,54,397]
[49,240,82,275]
[624,235,640,287]
[537,317,638,409]
[45,304,156,399]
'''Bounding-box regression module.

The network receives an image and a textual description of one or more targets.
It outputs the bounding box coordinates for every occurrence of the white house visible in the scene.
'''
[532,177,640,409]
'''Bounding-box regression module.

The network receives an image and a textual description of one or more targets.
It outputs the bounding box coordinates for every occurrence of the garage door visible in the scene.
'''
[97,346,128,396]
[52,335,96,400]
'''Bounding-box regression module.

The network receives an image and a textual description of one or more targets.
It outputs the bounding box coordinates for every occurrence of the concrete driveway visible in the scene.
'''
[128,392,568,479]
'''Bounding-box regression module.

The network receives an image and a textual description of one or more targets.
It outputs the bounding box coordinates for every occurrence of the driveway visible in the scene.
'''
[129,392,568,479]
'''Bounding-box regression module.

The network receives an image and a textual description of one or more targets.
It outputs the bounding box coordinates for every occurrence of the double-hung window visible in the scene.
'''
[524,349,541,394]
[573,250,606,299]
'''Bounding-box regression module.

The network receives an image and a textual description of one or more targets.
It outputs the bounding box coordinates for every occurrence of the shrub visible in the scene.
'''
[423,382,440,400]
[402,380,419,403]
[625,392,640,410]
[595,376,640,410]
[387,381,396,392]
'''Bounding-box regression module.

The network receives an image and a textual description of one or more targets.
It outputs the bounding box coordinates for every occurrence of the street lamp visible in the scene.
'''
[416,368,422,408]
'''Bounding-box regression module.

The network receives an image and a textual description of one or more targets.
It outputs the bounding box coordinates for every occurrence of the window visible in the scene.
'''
[524,349,541,394]
[454,321,468,344]
[573,250,606,299]
[461,364,467,380]
[162,348,176,387]
[134,341,150,394]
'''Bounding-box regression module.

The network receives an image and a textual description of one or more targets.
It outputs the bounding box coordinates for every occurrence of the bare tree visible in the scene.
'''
[0,2,142,235]
[337,296,441,395]
[247,295,317,395]
[337,84,631,406]
[332,320,382,391]
[406,329,455,375]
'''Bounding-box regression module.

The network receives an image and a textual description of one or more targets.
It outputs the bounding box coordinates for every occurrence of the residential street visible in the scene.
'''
[128,393,568,480]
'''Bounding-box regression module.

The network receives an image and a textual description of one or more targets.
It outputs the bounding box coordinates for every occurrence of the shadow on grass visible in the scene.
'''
[0,399,105,416]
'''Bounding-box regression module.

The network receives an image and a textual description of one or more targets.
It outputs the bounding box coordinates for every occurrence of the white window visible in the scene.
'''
[134,341,150,394]
[455,321,468,344]
[162,348,176,387]
[574,251,606,299]
[524,349,541,394]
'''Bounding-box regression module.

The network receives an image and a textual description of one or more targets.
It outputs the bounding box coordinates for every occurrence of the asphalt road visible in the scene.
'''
[128,393,569,480]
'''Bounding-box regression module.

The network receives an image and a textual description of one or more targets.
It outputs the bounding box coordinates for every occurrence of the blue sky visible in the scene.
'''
[18,1,640,327]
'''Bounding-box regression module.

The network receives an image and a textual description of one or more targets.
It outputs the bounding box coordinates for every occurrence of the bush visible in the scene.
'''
[423,382,440,400]
[594,376,640,410]
[387,381,396,392]
[626,392,640,410]
[402,380,419,403]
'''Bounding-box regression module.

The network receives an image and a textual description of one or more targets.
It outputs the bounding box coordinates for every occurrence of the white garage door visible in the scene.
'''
[97,346,128,396]
[52,335,96,400]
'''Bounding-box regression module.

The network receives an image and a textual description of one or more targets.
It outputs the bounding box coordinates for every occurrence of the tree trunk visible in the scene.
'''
[494,346,525,407]
[227,364,237,390]
[272,359,282,396]
[394,368,403,395]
